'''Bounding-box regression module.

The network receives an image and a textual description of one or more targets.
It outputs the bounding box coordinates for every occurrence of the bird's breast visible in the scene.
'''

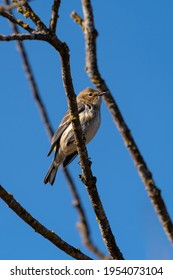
[60,106,101,155]
[80,106,101,144]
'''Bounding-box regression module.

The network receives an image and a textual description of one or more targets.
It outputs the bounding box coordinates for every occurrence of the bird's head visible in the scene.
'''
[77,87,106,108]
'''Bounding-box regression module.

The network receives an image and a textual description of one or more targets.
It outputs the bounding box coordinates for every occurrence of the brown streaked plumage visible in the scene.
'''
[44,87,104,185]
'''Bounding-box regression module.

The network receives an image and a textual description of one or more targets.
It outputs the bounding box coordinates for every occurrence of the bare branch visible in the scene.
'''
[77,0,173,243]
[0,0,28,12]
[0,185,92,260]
[50,0,61,33]
[23,49,54,138]
[16,42,54,138]
[0,10,34,32]
[14,0,47,31]
[3,0,54,139]
[0,32,45,41]
[71,11,84,29]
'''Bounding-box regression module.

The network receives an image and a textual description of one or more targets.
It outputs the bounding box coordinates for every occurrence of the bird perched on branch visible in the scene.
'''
[44,87,105,185]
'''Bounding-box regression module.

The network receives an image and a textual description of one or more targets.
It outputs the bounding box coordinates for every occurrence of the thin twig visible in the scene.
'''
[71,11,84,29]
[15,0,47,31]
[76,0,173,243]
[50,0,61,33]
[0,185,92,260]
[4,6,54,138]
[0,10,34,32]
[0,33,45,41]
[0,0,28,12]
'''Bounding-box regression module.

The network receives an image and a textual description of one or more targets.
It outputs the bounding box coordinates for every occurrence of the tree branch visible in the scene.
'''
[73,0,173,243]
[0,10,34,32]
[5,9,54,138]
[0,0,29,12]
[0,185,92,260]
[0,32,46,41]
[14,0,47,31]
[71,11,84,29]
[50,0,61,33]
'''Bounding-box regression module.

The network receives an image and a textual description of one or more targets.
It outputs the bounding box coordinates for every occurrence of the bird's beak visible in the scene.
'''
[98,91,108,96]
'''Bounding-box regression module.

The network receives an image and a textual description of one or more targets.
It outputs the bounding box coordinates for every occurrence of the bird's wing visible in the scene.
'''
[63,151,78,167]
[47,110,71,156]
[47,103,85,156]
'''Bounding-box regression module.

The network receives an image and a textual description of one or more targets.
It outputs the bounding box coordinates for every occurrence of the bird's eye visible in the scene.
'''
[88,93,93,97]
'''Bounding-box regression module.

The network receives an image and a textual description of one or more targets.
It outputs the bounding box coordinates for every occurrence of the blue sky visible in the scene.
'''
[0,0,173,260]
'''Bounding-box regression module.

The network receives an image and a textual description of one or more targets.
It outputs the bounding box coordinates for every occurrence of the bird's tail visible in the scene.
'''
[44,162,59,185]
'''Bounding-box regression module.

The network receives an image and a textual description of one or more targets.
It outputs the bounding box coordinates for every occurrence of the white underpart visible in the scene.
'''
[60,104,101,156]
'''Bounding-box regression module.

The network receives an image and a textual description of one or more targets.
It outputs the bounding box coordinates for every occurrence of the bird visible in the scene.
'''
[44,87,105,185]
